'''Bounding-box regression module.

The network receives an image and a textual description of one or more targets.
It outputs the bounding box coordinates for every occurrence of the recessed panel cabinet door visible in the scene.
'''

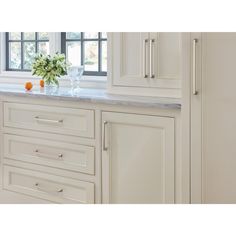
[110,32,181,88]
[102,112,175,203]
[110,32,150,87]
[150,32,181,81]
[191,33,236,203]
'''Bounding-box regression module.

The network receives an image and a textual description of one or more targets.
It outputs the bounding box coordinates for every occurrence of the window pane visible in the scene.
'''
[101,32,107,38]
[9,32,21,40]
[84,41,98,71]
[6,32,50,71]
[66,32,81,40]
[38,32,49,40]
[66,42,81,66]
[38,42,49,55]
[24,32,35,40]
[84,32,98,39]
[23,42,36,70]
[9,42,21,69]
[102,41,107,72]
[61,32,107,75]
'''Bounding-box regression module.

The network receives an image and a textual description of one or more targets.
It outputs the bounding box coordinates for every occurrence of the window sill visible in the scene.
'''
[0,71,107,89]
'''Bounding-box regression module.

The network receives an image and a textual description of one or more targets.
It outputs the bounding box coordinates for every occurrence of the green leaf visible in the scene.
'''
[31,53,68,84]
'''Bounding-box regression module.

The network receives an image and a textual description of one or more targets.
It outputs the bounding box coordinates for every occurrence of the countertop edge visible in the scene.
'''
[0,87,181,110]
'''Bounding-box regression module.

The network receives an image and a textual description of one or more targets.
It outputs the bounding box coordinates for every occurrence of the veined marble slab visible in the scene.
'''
[0,84,181,109]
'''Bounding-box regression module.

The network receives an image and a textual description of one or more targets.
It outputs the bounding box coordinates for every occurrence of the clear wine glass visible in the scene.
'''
[67,66,84,93]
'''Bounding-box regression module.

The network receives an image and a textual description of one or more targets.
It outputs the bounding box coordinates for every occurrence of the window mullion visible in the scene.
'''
[49,32,61,55]
[81,32,84,67]
[5,32,9,71]
[35,32,38,54]
[21,32,24,70]
[61,32,66,55]
[98,32,102,72]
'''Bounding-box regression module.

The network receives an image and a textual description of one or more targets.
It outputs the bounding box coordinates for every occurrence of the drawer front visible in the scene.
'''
[3,166,95,203]
[4,103,94,138]
[4,134,95,175]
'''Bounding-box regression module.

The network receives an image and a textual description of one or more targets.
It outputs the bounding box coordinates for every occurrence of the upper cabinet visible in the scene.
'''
[108,32,182,98]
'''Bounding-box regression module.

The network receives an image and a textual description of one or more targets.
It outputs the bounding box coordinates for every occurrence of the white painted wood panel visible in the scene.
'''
[108,32,182,97]
[0,94,182,204]
[102,112,175,203]
[189,32,202,203]
[111,32,149,87]
[191,33,236,203]
[4,102,94,138]
[150,32,181,79]
[202,33,236,203]
[4,134,95,175]
[0,190,52,203]
[3,165,94,203]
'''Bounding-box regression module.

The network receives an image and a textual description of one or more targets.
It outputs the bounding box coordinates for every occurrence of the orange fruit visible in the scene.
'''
[39,79,44,88]
[25,82,33,91]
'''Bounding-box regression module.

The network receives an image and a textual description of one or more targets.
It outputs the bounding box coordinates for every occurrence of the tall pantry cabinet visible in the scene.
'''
[189,33,236,203]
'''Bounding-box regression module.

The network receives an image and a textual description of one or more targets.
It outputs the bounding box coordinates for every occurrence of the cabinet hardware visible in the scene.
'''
[35,183,63,193]
[150,39,155,78]
[34,116,63,124]
[193,38,198,95]
[34,149,63,159]
[143,39,149,78]
[103,121,108,151]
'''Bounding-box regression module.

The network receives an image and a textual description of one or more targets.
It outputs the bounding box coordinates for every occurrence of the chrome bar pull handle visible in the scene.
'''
[143,39,148,78]
[192,39,198,95]
[34,149,63,159]
[103,121,108,151]
[150,39,155,78]
[35,183,63,193]
[34,116,63,124]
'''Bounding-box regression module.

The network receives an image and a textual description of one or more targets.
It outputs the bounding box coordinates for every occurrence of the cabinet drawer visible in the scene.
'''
[4,134,95,175]
[3,166,95,203]
[4,103,94,138]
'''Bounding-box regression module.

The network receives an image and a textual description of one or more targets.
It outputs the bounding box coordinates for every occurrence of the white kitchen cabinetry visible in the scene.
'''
[4,102,95,138]
[108,32,182,98]
[4,134,95,174]
[0,95,184,203]
[0,100,98,203]
[102,112,175,203]
[187,33,236,203]
[4,165,94,204]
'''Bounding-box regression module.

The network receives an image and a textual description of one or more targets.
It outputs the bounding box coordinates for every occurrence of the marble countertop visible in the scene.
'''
[0,84,181,109]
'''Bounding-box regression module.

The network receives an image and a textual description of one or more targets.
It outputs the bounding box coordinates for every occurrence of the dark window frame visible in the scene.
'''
[61,32,107,76]
[6,32,49,71]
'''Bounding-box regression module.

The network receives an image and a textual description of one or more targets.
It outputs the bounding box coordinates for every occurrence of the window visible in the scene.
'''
[61,32,107,76]
[6,32,49,71]
[4,32,108,79]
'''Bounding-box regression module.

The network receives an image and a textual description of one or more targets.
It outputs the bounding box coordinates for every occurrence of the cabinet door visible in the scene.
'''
[110,32,150,87]
[108,32,182,98]
[191,33,236,203]
[150,32,181,81]
[102,112,175,203]
[189,32,202,203]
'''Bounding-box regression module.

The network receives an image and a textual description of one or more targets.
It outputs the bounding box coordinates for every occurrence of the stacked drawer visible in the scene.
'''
[2,102,96,203]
